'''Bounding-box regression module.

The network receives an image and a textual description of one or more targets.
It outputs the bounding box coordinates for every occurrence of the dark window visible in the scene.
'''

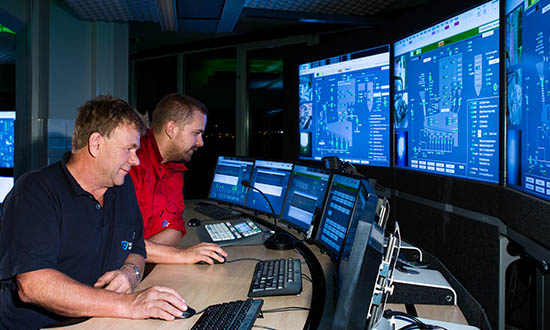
[184,48,237,199]
[248,49,284,159]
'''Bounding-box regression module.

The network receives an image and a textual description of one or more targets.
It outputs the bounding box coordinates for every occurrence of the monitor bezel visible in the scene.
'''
[206,155,256,208]
[279,163,332,234]
[391,0,502,185]
[297,44,392,168]
[504,0,550,201]
[243,158,295,216]
[332,219,385,330]
[313,172,365,261]
[0,110,15,172]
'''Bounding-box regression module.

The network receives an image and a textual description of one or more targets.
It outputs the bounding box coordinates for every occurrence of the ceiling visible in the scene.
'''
[0,0,434,63]
[62,0,431,54]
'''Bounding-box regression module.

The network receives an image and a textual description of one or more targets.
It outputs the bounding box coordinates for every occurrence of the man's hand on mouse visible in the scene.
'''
[124,285,188,320]
[177,242,227,264]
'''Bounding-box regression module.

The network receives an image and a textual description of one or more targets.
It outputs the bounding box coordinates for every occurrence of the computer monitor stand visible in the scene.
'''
[384,237,423,262]
[388,267,457,305]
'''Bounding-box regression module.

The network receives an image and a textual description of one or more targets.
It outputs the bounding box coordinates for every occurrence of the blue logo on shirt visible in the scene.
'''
[121,241,129,250]
[162,220,170,228]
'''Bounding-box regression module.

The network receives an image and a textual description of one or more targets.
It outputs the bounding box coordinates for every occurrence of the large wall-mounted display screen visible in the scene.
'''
[0,111,15,169]
[394,0,500,184]
[506,0,550,199]
[298,45,391,167]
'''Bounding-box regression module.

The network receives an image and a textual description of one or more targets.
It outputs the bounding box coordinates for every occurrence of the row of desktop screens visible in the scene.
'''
[297,0,550,202]
[208,156,380,260]
[210,155,387,328]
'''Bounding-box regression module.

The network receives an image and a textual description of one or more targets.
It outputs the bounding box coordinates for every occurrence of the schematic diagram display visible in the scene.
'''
[208,156,254,206]
[298,46,390,167]
[0,112,15,169]
[394,0,500,184]
[506,0,550,200]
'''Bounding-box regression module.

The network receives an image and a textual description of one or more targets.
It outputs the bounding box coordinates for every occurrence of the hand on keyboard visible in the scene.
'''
[179,242,228,265]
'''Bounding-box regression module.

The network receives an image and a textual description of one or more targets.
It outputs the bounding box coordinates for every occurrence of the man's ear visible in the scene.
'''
[88,132,103,158]
[164,121,179,140]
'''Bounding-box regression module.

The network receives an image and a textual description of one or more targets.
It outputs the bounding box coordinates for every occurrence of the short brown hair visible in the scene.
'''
[72,95,147,150]
[151,94,208,134]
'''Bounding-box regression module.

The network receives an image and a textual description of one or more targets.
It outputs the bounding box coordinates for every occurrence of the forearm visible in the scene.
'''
[17,269,132,318]
[144,239,186,264]
[144,228,184,263]
[144,231,227,265]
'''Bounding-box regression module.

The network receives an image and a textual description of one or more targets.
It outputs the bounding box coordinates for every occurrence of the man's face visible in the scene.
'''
[168,110,207,163]
[99,124,141,187]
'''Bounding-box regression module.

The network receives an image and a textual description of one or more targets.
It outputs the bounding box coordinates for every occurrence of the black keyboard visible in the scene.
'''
[194,204,238,219]
[191,299,263,330]
[248,258,302,297]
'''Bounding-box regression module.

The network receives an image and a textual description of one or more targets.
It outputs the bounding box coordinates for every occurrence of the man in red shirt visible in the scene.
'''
[130,94,227,264]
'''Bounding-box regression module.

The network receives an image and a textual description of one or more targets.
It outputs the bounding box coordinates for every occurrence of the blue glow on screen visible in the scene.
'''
[506,0,550,199]
[393,0,500,183]
[208,156,254,206]
[298,46,391,167]
[0,111,15,169]
[245,160,293,215]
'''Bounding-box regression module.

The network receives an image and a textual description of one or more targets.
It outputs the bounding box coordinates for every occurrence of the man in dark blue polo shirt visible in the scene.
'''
[0,96,189,330]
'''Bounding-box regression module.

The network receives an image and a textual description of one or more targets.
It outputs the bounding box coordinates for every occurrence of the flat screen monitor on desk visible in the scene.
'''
[208,156,255,206]
[244,159,293,215]
[333,219,385,330]
[314,173,361,259]
[506,0,550,200]
[298,45,391,167]
[339,179,380,262]
[279,165,331,233]
[393,0,500,184]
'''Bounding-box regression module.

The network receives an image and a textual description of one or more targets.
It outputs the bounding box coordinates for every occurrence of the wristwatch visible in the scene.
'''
[121,263,142,283]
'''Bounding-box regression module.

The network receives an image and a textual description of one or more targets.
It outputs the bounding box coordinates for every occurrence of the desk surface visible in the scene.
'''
[55,200,469,330]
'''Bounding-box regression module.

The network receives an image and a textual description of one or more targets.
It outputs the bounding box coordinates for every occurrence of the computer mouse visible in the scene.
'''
[179,306,196,319]
[196,253,226,265]
[187,218,201,227]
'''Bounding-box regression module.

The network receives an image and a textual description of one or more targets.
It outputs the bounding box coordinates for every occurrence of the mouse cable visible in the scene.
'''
[194,308,206,315]
[301,274,312,282]
[293,238,307,244]
[261,306,310,314]
[225,257,263,263]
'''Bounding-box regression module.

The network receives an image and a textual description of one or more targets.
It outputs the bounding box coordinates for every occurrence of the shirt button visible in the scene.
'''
[96,204,101,210]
